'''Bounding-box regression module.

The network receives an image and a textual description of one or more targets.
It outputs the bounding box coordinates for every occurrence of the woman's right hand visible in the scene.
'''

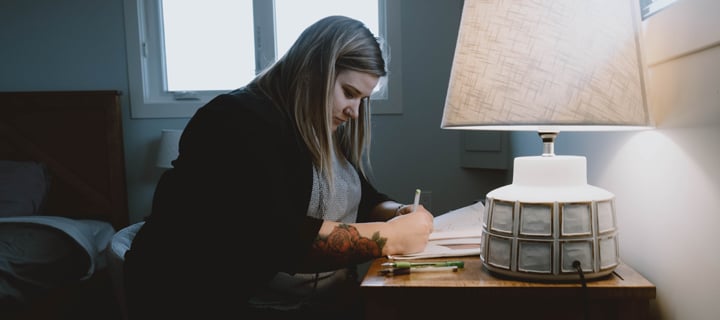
[383,205,434,255]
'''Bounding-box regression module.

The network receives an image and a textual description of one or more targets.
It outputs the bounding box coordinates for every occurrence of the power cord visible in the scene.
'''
[573,260,589,320]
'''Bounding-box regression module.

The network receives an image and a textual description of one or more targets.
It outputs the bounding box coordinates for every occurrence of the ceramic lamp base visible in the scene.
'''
[480,155,620,281]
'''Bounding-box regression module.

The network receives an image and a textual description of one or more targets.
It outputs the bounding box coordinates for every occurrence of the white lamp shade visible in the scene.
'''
[156,129,182,168]
[442,0,652,131]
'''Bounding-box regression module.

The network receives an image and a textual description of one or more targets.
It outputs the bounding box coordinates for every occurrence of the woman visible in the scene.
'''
[124,15,433,319]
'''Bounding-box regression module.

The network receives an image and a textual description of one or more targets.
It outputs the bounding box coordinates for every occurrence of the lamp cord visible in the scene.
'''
[573,260,590,320]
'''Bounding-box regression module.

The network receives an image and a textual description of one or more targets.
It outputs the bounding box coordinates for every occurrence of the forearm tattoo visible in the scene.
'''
[311,224,386,266]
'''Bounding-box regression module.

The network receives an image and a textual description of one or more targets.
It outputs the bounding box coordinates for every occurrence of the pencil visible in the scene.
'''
[381,266,459,276]
[381,261,465,269]
[412,188,421,212]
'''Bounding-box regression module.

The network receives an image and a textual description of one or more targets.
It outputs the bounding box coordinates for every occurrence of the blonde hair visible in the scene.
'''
[252,15,387,183]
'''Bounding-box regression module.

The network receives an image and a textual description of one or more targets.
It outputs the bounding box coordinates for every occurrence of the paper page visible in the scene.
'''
[388,244,481,260]
[433,200,484,232]
[388,201,485,260]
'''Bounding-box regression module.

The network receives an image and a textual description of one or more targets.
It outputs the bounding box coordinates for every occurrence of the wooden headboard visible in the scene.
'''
[0,91,129,230]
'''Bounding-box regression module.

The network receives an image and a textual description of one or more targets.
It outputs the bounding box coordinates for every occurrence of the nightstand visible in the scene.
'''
[361,256,655,320]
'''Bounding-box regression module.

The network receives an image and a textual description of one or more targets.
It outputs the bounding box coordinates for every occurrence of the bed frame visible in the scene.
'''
[0,90,129,230]
[0,90,129,319]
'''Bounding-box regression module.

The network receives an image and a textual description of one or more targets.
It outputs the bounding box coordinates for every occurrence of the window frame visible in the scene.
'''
[123,0,402,119]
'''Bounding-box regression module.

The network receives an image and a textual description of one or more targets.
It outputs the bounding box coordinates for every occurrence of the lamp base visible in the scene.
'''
[480,155,620,281]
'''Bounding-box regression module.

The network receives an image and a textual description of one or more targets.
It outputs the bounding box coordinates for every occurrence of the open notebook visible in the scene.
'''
[388,201,484,260]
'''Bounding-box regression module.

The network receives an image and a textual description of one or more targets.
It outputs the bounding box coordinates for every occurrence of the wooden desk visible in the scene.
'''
[361,256,655,320]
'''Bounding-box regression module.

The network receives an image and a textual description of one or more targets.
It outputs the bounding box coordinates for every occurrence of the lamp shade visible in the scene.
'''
[442,0,651,131]
[156,129,182,169]
[442,0,652,281]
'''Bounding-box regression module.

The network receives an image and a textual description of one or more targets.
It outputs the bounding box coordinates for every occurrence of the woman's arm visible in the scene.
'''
[294,206,433,273]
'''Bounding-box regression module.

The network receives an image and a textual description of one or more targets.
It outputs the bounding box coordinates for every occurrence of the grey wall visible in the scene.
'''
[370,0,509,211]
[0,0,507,224]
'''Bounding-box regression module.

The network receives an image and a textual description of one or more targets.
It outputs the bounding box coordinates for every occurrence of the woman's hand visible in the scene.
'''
[383,205,434,255]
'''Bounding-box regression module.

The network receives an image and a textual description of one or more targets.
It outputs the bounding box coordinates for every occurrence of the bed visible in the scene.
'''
[0,90,129,319]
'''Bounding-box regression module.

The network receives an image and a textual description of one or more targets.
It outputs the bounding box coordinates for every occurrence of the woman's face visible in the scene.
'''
[331,70,379,132]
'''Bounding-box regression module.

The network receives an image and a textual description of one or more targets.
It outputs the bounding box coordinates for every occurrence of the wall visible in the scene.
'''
[510,0,720,318]
[370,0,509,212]
[0,0,506,223]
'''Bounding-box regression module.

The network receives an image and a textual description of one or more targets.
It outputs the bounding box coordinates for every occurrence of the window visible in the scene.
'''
[123,0,402,118]
[639,0,677,20]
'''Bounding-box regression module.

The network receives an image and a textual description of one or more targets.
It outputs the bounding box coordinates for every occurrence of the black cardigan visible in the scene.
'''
[124,86,391,318]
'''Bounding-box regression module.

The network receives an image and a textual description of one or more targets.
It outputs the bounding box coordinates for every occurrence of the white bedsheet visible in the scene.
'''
[0,215,115,280]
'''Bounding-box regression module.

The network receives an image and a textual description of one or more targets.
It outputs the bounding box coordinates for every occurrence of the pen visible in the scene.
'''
[412,188,421,212]
[381,266,459,276]
[381,260,465,269]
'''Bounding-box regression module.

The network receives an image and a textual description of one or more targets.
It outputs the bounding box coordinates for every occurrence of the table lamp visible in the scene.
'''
[442,0,652,281]
[156,129,182,169]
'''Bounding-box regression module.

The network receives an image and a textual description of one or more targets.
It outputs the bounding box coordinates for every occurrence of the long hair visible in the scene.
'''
[252,15,387,183]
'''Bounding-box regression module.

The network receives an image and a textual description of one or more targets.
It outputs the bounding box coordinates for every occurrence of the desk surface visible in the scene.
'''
[361,256,656,320]
[361,256,655,299]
